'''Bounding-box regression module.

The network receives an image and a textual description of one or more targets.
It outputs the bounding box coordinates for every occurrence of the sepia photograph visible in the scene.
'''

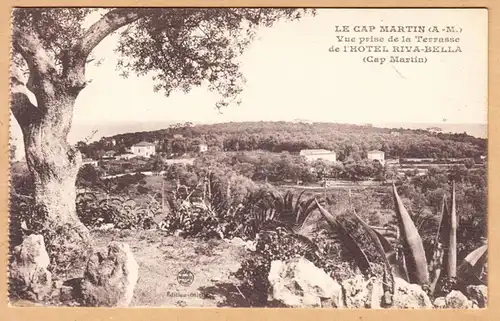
[8,7,487,309]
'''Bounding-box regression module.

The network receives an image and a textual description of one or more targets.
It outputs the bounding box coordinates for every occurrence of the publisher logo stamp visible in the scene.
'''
[177,269,194,286]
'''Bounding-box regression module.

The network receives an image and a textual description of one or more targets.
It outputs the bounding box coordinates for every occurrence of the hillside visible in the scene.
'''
[82,121,487,161]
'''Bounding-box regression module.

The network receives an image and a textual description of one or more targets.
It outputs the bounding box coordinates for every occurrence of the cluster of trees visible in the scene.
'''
[86,150,390,184]
[77,121,486,162]
[194,151,389,183]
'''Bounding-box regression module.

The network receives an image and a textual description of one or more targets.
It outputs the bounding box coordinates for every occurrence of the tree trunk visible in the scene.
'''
[14,80,93,278]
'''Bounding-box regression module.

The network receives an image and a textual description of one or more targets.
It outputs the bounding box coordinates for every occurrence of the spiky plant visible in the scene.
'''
[383,183,485,292]
[315,200,371,275]
[314,182,487,301]
[392,183,430,285]
[271,190,319,233]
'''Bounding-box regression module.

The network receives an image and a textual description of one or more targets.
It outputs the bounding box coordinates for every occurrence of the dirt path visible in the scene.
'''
[92,230,252,307]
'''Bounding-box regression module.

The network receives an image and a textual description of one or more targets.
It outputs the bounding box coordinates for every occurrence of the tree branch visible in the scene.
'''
[12,26,58,77]
[62,8,151,91]
[10,65,42,129]
[77,8,149,58]
[12,26,59,101]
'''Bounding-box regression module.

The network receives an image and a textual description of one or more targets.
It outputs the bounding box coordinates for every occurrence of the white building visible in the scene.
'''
[299,149,337,162]
[101,150,116,160]
[115,153,137,160]
[81,158,98,167]
[367,150,385,165]
[131,141,156,158]
[427,127,443,134]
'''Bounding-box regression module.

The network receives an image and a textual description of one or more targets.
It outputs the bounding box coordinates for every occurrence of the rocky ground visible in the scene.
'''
[92,229,252,307]
[9,229,488,309]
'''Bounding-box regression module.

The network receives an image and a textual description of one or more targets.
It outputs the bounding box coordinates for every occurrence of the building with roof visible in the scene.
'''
[82,158,99,167]
[100,150,117,160]
[426,127,443,134]
[367,150,385,165]
[115,152,137,160]
[299,149,337,163]
[131,141,156,158]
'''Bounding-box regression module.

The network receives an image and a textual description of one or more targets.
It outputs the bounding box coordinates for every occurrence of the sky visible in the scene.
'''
[10,8,487,150]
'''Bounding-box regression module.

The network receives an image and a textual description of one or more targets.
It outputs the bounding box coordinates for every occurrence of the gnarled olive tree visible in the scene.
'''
[10,8,310,273]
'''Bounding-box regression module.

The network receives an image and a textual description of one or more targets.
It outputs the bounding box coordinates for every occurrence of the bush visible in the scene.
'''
[233,254,271,306]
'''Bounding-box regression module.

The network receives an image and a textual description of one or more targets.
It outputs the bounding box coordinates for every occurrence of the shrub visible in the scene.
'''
[233,254,271,306]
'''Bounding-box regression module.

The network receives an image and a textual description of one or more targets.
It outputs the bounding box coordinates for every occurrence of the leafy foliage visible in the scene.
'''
[75,191,161,230]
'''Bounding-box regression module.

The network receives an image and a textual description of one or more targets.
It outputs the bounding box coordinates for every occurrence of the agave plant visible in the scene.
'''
[271,190,319,233]
[314,181,487,299]
[391,183,430,285]
[457,243,488,284]
[315,199,372,274]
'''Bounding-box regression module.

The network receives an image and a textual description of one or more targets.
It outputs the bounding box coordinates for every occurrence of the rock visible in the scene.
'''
[9,234,52,301]
[392,277,433,309]
[341,275,384,308]
[245,240,257,252]
[433,297,446,308]
[95,223,114,231]
[466,285,487,308]
[445,290,473,309]
[80,242,138,307]
[268,258,343,308]
[229,237,246,247]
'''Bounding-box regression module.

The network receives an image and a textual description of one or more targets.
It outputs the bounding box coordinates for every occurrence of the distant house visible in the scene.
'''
[300,149,337,163]
[385,158,400,166]
[115,153,137,160]
[199,143,208,153]
[101,151,116,160]
[82,158,98,167]
[390,131,401,136]
[427,127,443,134]
[131,141,156,158]
[367,150,385,165]
[173,134,184,139]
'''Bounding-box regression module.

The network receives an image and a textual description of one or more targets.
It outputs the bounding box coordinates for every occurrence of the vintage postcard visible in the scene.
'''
[7,7,488,311]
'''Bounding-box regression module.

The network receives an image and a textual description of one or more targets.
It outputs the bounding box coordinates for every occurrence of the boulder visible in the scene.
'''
[391,277,433,309]
[341,275,384,308]
[445,290,473,309]
[80,242,138,307]
[268,258,343,308]
[9,234,52,301]
[228,237,246,247]
[466,285,487,308]
[244,240,257,252]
